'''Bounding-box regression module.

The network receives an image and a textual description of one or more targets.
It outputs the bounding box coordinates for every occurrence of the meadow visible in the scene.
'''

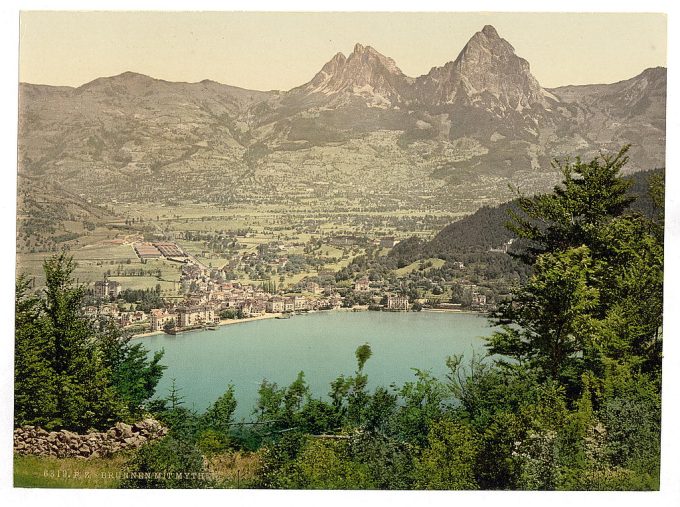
[17,200,457,293]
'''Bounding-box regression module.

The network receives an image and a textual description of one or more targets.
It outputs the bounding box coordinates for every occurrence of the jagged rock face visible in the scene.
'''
[295,43,413,105]
[295,25,551,113]
[413,25,549,112]
[302,52,347,93]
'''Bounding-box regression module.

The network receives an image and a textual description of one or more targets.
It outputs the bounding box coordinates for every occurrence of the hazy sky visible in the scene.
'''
[19,11,667,91]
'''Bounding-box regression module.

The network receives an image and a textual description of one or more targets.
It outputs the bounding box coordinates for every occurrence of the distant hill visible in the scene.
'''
[389,168,664,264]
[16,175,117,254]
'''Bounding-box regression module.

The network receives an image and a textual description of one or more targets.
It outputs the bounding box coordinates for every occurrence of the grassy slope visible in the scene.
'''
[395,258,446,276]
[14,450,261,489]
[14,454,129,488]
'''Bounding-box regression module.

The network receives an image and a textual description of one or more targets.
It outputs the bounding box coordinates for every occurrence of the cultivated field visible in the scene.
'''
[17,200,460,292]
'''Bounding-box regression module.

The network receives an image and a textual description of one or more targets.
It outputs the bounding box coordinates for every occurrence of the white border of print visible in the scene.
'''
[1,2,677,507]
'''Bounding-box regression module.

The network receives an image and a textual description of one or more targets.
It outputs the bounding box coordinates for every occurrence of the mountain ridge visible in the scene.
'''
[18,25,666,212]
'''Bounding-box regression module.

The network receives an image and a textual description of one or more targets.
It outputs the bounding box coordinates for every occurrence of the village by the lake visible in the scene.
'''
[84,236,490,338]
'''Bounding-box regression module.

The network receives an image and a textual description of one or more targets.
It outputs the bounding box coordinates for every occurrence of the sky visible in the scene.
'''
[19,11,667,90]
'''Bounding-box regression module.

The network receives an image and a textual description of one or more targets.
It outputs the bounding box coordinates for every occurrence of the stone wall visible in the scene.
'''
[13,419,168,459]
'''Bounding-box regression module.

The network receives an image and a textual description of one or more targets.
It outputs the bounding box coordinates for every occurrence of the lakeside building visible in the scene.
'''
[150,309,177,332]
[236,300,254,316]
[266,297,285,313]
[251,299,267,314]
[118,310,147,328]
[293,295,308,311]
[387,294,410,311]
[316,295,343,311]
[177,306,218,328]
[471,292,487,308]
[329,294,343,310]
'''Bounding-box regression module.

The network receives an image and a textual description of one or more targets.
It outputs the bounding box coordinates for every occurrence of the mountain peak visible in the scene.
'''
[105,71,158,83]
[481,24,500,39]
[464,24,514,54]
[77,71,159,93]
[323,52,347,72]
[413,25,548,110]
[346,43,405,78]
[351,43,382,58]
[295,42,409,103]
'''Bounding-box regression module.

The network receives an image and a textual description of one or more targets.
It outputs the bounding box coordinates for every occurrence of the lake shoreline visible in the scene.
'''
[130,307,487,339]
[130,312,283,339]
[421,308,486,315]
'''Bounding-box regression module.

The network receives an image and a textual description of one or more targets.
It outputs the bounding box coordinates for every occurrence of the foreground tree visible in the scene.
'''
[483,147,663,488]
[487,246,600,383]
[14,275,58,427]
[21,254,120,430]
[508,145,634,262]
[14,253,165,431]
[98,322,166,417]
[491,146,663,391]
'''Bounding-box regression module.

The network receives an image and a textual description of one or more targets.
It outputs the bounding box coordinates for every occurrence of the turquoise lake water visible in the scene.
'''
[137,311,496,420]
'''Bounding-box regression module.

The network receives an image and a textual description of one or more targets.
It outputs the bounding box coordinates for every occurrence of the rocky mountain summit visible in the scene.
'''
[413,25,549,110]
[294,43,413,105]
[18,25,666,210]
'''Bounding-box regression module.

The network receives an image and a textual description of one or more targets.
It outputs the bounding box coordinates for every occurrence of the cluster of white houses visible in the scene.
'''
[147,290,348,332]
[85,275,414,334]
[86,273,354,333]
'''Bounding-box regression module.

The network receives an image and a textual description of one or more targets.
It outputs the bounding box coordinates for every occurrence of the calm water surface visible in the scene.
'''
[138,311,496,420]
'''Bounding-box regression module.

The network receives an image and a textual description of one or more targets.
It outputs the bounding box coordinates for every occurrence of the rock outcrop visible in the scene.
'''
[293,43,413,103]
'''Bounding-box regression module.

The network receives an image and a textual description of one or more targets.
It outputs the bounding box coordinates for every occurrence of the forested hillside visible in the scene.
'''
[389,167,664,265]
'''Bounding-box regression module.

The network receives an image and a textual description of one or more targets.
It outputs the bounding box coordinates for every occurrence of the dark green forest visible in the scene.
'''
[14,147,663,489]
